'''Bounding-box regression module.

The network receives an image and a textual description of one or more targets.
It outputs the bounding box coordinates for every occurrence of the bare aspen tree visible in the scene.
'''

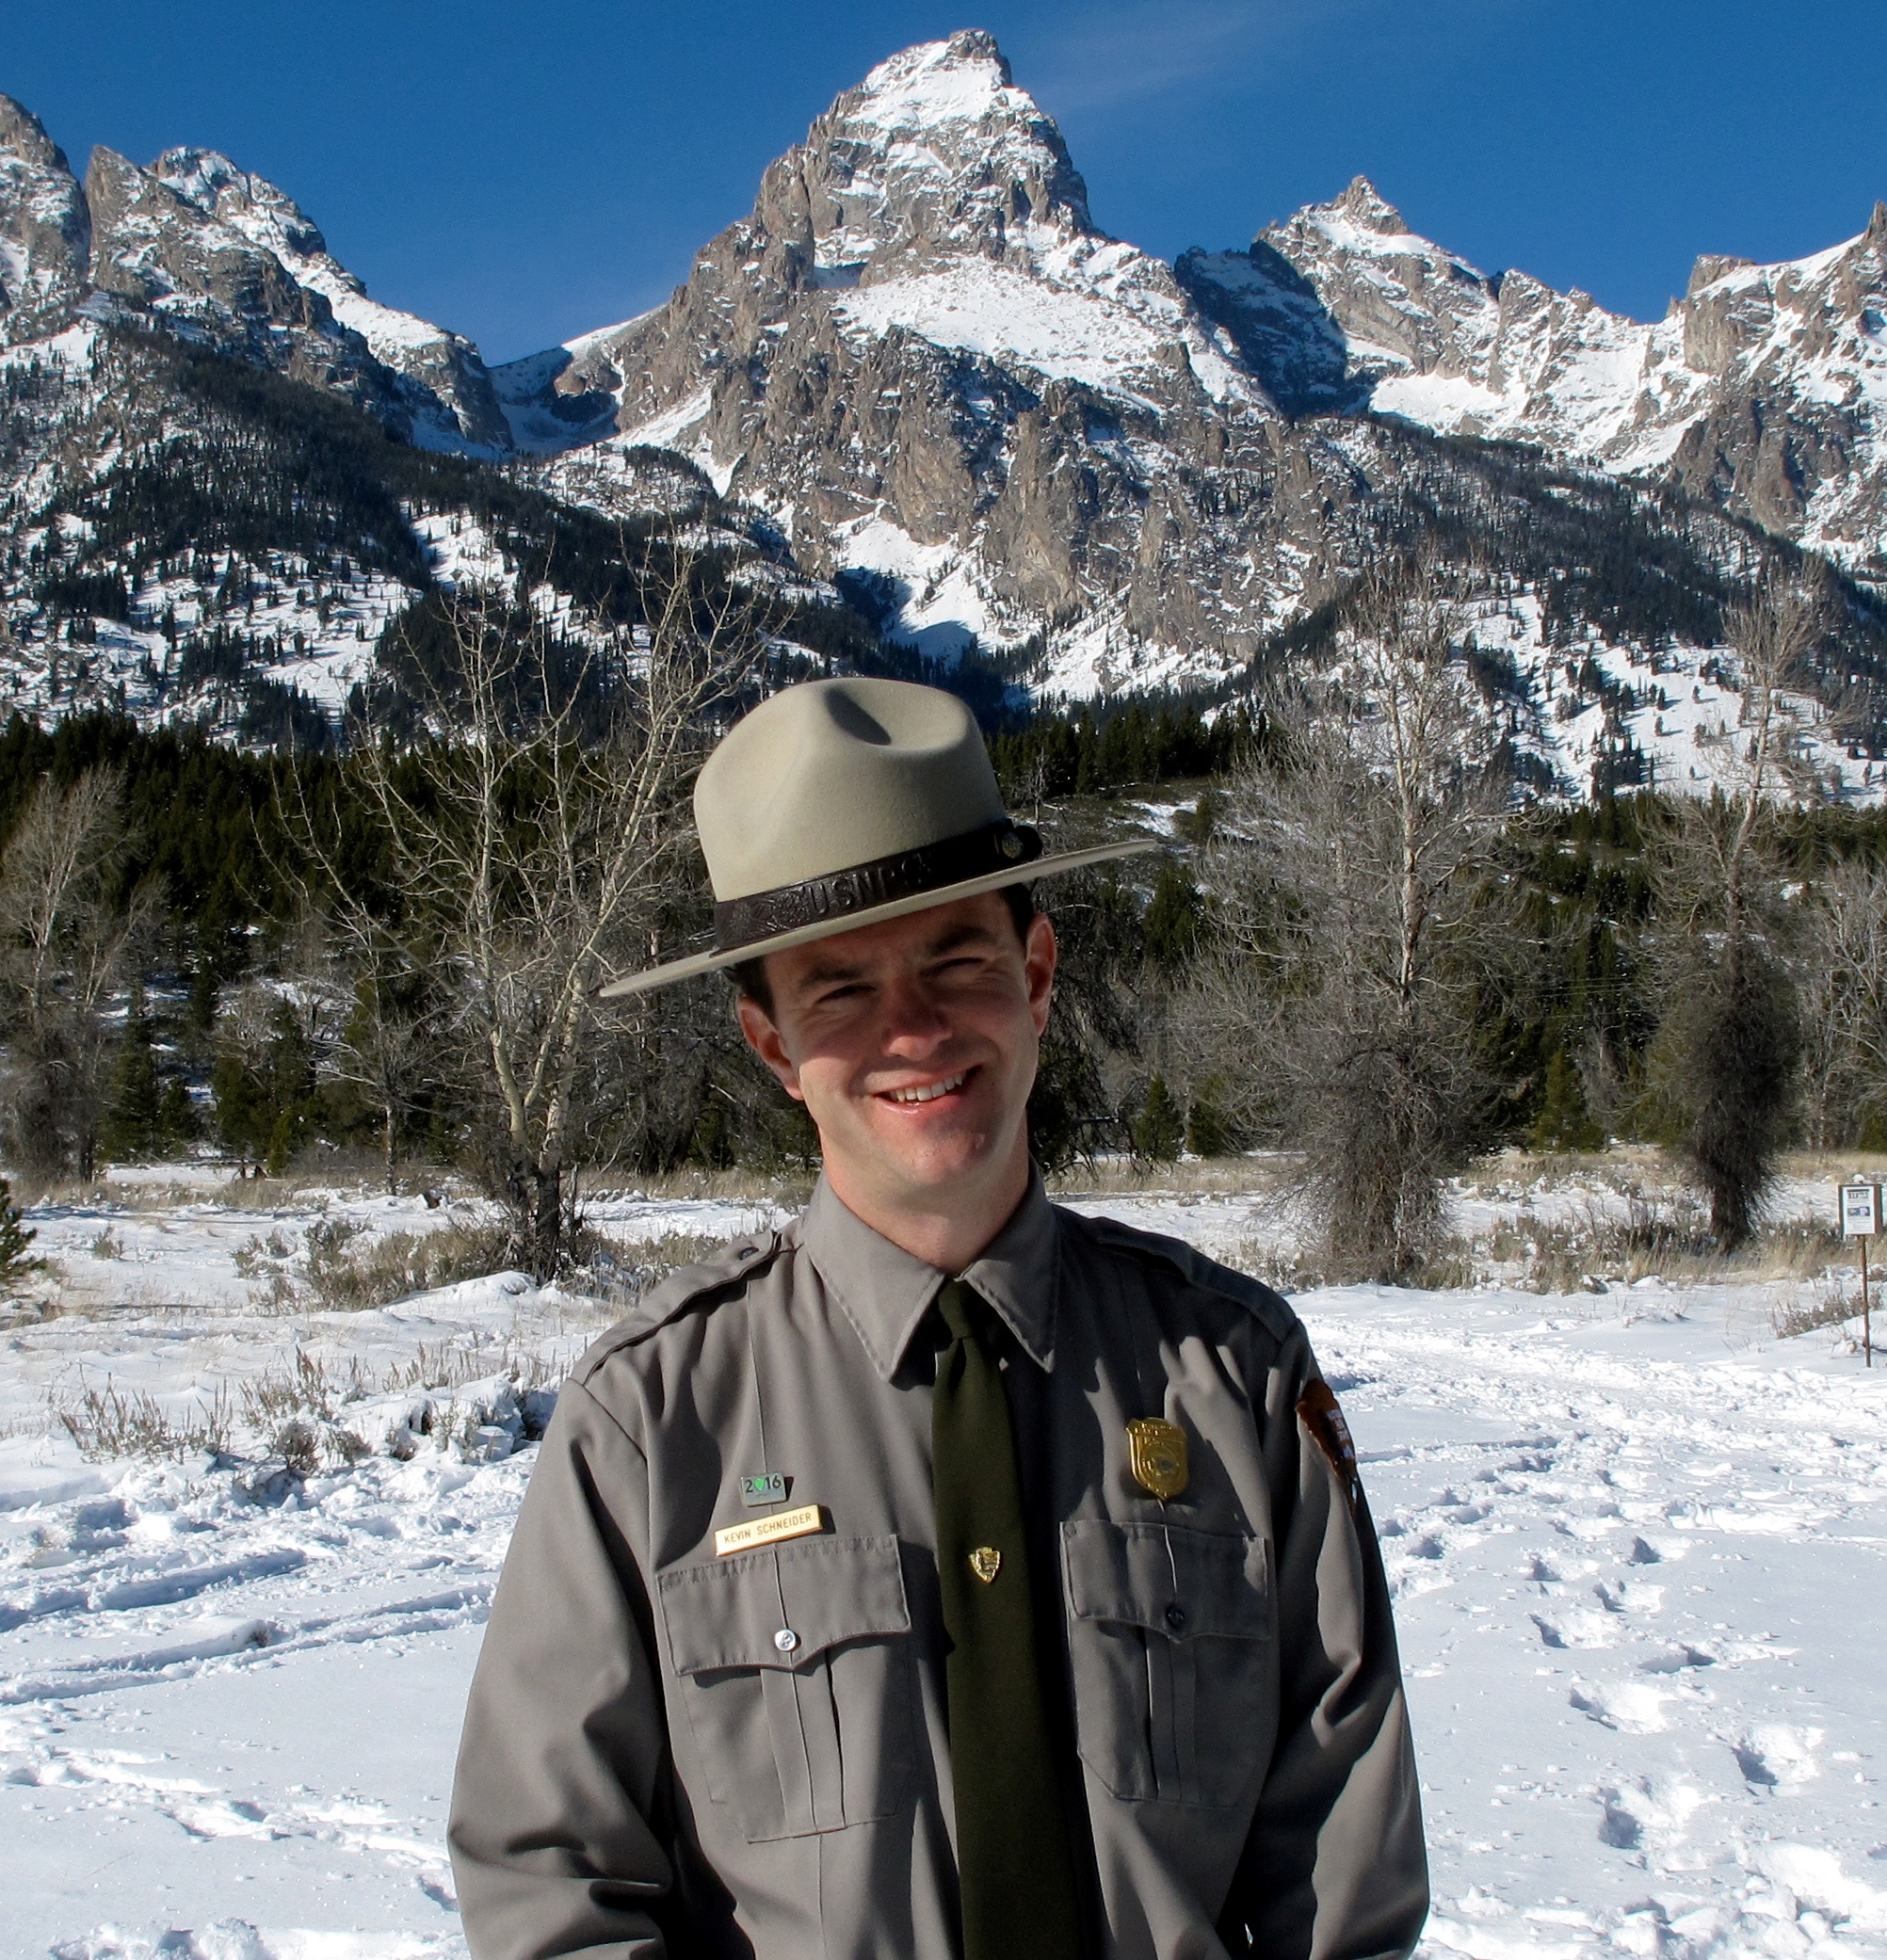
[0,769,150,1182]
[1646,573,1823,1245]
[1794,856,1887,1149]
[285,554,764,1276]
[1187,564,1525,1281]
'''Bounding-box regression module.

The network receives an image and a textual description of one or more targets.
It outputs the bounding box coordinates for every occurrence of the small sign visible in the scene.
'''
[715,1503,826,1557]
[1841,1184,1880,1237]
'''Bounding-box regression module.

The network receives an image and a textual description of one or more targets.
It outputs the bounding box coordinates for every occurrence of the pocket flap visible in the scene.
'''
[1062,1518,1271,1642]
[657,1534,911,1676]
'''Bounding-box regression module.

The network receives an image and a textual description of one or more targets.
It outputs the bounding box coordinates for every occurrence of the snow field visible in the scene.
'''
[1,1169,1883,1957]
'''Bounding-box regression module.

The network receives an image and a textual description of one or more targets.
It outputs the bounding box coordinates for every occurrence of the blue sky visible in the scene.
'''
[6,1,1883,365]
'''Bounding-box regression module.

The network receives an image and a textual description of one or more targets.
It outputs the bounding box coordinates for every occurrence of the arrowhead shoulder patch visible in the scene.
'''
[1298,1377,1363,1519]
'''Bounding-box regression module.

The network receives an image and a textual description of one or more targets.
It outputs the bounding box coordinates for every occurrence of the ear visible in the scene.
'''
[736,993,806,1103]
[1024,911,1057,1036]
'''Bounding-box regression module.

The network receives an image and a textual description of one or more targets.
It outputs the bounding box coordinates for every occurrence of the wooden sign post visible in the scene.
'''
[1840,1181,1880,1366]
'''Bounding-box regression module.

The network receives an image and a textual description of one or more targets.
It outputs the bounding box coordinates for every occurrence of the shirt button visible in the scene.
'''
[1165,1605,1186,1631]
[773,1628,800,1654]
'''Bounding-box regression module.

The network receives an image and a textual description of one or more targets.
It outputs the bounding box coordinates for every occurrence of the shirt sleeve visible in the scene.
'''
[448,1374,676,1960]
[1218,1332,1430,1960]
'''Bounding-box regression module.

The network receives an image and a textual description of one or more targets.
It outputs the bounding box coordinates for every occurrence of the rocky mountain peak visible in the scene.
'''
[0,93,70,176]
[1325,175,1411,238]
[755,28,1097,284]
[0,94,90,344]
[1686,252,1752,297]
[151,147,329,261]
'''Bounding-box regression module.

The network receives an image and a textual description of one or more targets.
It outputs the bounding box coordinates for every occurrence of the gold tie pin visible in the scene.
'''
[968,1546,1002,1583]
[1126,1418,1189,1500]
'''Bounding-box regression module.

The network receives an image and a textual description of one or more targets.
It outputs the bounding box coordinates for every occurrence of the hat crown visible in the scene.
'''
[696,678,1008,901]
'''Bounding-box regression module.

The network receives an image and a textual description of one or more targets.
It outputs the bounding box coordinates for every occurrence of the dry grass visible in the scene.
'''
[1768,1284,1866,1341]
[579,1165,816,1207]
[57,1378,235,1461]
[1046,1155,1289,1199]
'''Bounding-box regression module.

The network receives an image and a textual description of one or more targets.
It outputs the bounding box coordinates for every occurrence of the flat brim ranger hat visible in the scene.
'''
[597,677,1155,998]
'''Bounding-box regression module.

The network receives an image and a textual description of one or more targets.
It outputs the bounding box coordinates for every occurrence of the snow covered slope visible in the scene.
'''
[1182,180,1887,577]
[4,1172,1886,1957]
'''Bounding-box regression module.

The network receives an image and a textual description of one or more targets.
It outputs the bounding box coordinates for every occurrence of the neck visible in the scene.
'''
[823,1134,1033,1273]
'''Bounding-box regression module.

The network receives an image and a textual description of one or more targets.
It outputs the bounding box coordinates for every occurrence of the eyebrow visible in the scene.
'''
[792,922,1002,992]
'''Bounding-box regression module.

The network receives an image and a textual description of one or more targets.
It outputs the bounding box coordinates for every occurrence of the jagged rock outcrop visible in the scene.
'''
[0,104,512,453]
[1183,178,1887,575]
[143,149,511,453]
[0,96,90,344]
[82,144,510,453]
[508,30,1363,683]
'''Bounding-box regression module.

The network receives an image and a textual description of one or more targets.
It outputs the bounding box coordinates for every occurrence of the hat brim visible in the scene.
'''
[596,836,1160,999]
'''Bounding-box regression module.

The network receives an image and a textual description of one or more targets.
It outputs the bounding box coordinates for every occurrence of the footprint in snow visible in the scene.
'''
[1595,1578,1665,1615]
[1732,1725,1823,1790]
[1531,1606,1617,1649]
[1639,1642,1718,1674]
[1570,1679,1671,1733]
[1595,1774,1706,1856]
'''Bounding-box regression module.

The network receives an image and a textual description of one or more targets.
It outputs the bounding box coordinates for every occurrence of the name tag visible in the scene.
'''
[714,1503,827,1557]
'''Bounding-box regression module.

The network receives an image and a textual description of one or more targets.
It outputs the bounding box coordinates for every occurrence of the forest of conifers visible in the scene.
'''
[5,688,1886,1212]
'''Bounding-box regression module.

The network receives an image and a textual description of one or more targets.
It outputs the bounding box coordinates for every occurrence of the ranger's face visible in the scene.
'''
[736,893,1056,1234]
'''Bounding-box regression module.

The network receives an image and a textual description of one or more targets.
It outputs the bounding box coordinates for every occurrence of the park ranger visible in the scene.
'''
[448,678,1427,1960]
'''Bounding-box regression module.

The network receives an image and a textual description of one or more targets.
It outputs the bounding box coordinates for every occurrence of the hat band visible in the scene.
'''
[712,821,1044,955]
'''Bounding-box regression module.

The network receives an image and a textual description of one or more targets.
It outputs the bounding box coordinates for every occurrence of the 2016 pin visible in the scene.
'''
[1126,1418,1189,1500]
[739,1472,788,1508]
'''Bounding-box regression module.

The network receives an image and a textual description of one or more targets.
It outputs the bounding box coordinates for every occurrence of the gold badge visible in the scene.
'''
[1126,1418,1189,1500]
[968,1546,1002,1583]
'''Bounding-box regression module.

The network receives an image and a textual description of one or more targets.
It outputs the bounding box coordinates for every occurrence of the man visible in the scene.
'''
[449,677,1427,1960]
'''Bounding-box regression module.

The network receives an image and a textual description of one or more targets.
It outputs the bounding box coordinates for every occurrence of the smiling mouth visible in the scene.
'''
[882,1071,969,1105]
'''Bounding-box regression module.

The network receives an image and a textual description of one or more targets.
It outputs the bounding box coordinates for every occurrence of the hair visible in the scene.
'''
[731,884,1039,1019]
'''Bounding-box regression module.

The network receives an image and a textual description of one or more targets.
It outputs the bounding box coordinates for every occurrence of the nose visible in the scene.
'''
[877,968,952,1056]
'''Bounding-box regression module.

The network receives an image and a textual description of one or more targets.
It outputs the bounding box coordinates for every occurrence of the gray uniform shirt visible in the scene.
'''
[449,1173,1427,1960]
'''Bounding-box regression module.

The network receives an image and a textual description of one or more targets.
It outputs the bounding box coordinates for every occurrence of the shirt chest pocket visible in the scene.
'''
[1061,1518,1277,1808]
[656,1534,916,1843]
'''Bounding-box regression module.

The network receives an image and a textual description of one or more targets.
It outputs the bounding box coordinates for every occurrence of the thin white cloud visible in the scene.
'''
[1022,0,1366,116]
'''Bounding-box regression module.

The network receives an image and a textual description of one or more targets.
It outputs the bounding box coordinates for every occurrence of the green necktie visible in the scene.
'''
[932,1279,1083,1960]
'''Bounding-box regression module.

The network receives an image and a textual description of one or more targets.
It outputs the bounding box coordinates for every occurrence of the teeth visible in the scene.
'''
[888,1073,966,1104]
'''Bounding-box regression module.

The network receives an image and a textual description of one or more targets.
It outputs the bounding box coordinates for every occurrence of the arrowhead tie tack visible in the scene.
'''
[968,1546,1002,1583]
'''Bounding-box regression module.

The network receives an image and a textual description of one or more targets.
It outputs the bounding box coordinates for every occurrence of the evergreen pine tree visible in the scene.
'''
[0,1178,39,1281]
[1529,1050,1605,1152]
[1132,1075,1185,1164]
[1185,1079,1239,1160]
[157,1076,197,1149]
[102,990,163,1163]
[212,1048,266,1168]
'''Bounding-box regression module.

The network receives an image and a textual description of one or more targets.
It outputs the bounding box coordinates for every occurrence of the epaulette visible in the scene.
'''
[573,1227,789,1384]
[1067,1209,1298,1343]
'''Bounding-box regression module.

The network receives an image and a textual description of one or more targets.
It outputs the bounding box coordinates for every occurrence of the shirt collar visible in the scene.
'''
[801,1166,1062,1382]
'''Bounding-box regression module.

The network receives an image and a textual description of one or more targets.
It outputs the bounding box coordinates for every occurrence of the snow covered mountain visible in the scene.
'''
[1180,178,1887,576]
[0,94,508,453]
[501,30,1361,689]
[2,43,1886,798]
